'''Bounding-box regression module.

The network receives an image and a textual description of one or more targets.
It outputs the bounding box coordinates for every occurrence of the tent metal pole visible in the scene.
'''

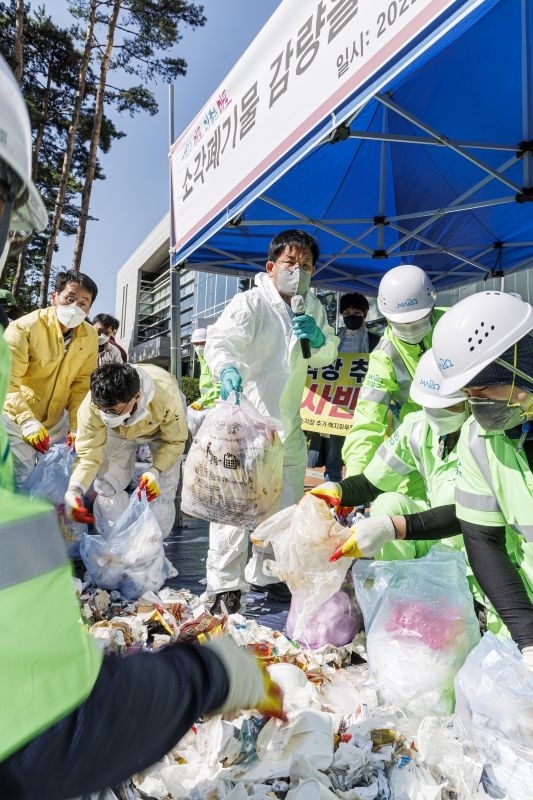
[168,83,181,384]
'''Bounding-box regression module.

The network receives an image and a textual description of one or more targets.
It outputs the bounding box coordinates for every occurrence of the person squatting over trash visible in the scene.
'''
[92,313,124,366]
[0,52,286,800]
[311,348,506,633]
[2,267,99,488]
[307,291,380,482]
[204,228,339,614]
[65,361,188,538]
[342,264,446,478]
[429,289,533,671]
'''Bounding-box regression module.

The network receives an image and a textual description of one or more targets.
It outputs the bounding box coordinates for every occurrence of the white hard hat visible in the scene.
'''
[191,327,207,344]
[410,349,465,409]
[432,291,533,394]
[0,55,47,234]
[377,264,436,323]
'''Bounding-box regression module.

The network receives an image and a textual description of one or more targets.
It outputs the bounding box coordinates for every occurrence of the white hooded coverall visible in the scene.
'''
[204,272,339,592]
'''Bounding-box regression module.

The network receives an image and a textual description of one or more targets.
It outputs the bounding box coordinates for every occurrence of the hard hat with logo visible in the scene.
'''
[377,264,436,323]
[191,327,207,345]
[0,55,48,239]
[432,291,533,394]
[410,348,465,409]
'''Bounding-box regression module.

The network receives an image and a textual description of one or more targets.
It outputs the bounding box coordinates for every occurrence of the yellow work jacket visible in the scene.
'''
[70,363,188,490]
[3,306,98,431]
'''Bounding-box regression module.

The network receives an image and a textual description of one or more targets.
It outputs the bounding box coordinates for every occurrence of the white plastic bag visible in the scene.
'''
[454,632,533,799]
[252,493,351,642]
[181,394,283,527]
[353,547,480,717]
[187,405,210,437]
[21,443,86,557]
[80,490,174,600]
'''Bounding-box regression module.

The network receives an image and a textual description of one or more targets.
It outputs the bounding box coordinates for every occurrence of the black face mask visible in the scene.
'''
[343,314,364,331]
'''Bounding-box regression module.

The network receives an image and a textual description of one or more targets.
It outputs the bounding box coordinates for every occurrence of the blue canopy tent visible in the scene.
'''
[170,0,533,295]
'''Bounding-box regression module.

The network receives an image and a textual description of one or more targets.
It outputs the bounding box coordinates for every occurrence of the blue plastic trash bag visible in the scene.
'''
[21,443,86,557]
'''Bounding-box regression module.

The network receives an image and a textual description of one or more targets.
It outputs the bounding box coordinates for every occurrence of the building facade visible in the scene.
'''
[115,213,241,374]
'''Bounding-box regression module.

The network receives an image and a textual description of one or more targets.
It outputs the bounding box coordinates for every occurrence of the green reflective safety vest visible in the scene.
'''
[0,489,103,761]
[456,416,533,601]
[342,308,447,478]
[0,334,15,492]
[364,409,456,508]
[197,354,220,408]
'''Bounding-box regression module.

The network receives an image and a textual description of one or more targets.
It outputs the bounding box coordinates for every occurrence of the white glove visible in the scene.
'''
[329,515,396,561]
[206,636,285,720]
[522,645,533,674]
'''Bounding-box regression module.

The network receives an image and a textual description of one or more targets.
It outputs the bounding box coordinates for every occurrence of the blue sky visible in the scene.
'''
[44,0,282,316]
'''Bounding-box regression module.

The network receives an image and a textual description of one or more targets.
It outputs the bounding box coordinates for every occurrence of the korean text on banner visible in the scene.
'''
[300,352,368,435]
[170,0,460,259]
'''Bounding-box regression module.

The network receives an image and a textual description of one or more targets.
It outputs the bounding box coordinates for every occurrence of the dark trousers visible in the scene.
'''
[308,433,345,482]
[0,644,227,800]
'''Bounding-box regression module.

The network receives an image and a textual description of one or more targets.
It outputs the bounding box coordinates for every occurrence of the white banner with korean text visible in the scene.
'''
[170,0,476,261]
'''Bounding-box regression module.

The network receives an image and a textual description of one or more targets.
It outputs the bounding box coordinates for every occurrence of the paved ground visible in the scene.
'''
[163,467,327,631]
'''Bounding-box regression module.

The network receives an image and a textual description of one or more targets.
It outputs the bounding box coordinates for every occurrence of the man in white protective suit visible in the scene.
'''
[204,229,339,614]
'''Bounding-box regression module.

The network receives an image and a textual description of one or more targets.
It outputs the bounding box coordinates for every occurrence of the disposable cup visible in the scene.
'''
[292,778,338,799]
[256,710,333,769]
[267,662,308,694]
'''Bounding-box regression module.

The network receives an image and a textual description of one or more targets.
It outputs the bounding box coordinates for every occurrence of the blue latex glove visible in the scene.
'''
[220,366,242,400]
[292,314,325,348]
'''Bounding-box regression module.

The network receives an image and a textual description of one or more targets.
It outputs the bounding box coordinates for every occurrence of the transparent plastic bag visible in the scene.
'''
[455,632,533,799]
[21,443,86,557]
[252,493,351,641]
[353,547,481,717]
[80,490,173,600]
[285,579,363,650]
[181,393,283,527]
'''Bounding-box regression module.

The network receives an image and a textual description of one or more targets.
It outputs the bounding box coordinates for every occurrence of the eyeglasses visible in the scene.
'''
[274,260,314,274]
[97,398,134,416]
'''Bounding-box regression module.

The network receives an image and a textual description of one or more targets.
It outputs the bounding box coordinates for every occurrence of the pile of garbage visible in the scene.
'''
[76,576,533,800]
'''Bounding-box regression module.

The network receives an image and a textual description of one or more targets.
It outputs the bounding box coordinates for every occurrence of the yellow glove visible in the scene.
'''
[21,419,50,454]
[309,481,354,520]
[206,636,287,721]
[137,468,160,501]
[329,515,396,561]
[189,401,204,411]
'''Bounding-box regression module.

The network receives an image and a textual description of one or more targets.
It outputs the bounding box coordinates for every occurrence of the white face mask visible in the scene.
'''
[100,409,131,428]
[56,302,87,329]
[390,315,432,345]
[275,267,311,298]
[425,406,469,436]
[194,345,205,357]
[98,333,110,345]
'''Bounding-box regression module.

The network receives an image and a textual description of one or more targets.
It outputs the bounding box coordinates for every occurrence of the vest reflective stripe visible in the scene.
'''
[408,419,425,482]
[456,487,501,512]
[379,338,412,405]
[518,525,533,541]
[359,385,390,405]
[0,509,68,589]
[467,421,494,489]
[375,444,412,475]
